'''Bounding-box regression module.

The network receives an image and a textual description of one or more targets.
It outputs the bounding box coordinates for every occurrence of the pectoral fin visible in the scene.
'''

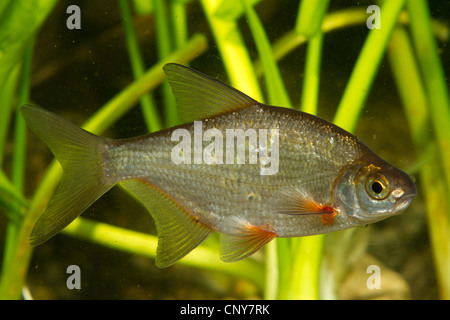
[269,187,336,216]
[120,179,213,268]
[220,216,278,263]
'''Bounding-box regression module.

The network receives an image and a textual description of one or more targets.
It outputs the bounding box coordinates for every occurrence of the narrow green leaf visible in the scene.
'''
[119,0,162,132]
[200,0,263,101]
[153,0,178,127]
[62,216,264,287]
[333,0,406,131]
[0,64,20,167]
[389,25,450,300]
[215,0,261,20]
[301,32,323,114]
[132,0,153,15]
[407,0,450,200]
[295,0,330,37]
[241,0,291,108]
[0,0,57,89]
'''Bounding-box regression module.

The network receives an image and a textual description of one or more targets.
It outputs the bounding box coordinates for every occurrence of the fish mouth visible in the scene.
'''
[393,172,417,213]
[394,193,416,212]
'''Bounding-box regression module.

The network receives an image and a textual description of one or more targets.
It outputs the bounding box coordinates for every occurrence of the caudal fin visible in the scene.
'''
[21,105,115,246]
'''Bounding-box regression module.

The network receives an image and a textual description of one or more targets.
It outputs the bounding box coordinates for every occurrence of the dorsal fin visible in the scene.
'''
[120,179,213,268]
[163,63,257,123]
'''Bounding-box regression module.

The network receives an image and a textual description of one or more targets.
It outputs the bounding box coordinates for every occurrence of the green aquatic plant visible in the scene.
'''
[0,0,449,300]
[388,0,450,299]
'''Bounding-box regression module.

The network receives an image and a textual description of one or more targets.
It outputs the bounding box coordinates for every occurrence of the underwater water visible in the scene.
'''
[0,0,449,300]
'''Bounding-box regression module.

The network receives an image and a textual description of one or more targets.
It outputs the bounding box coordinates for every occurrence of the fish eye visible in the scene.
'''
[365,174,389,200]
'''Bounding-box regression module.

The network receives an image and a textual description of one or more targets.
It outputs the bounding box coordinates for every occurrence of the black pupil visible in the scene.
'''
[371,181,383,194]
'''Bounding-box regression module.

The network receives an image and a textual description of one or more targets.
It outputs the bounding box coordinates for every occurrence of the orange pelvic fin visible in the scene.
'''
[220,216,278,262]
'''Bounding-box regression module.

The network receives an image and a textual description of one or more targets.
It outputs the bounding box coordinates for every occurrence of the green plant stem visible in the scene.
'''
[288,235,325,299]
[263,239,278,299]
[0,0,57,89]
[405,0,450,298]
[153,0,178,127]
[256,8,370,75]
[272,241,290,299]
[301,32,323,114]
[388,26,450,300]
[2,43,33,275]
[241,0,291,108]
[0,35,207,299]
[407,0,450,202]
[387,29,428,148]
[263,8,448,76]
[0,171,27,209]
[283,24,326,300]
[333,0,406,132]
[0,0,58,167]
[171,1,187,48]
[118,0,162,132]
[200,0,263,101]
[12,44,33,194]
[295,0,330,37]
[153,0,172,58]
[62,216,264,287]
[0,65,20,168]
[132,0,153,15]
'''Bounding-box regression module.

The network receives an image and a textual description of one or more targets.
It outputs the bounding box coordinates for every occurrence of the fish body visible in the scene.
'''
[21,63,416,267]
[106,105,371,237]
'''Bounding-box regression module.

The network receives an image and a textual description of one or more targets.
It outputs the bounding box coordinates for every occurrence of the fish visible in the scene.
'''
[21,63,416,268]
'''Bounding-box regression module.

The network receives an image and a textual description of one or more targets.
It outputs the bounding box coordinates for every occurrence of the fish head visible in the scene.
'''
[334,154,416,223]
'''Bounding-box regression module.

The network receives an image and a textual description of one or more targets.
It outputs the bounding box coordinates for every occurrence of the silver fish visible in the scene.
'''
[21,63,416,267]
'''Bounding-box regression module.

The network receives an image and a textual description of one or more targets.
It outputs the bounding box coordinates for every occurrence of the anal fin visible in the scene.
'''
[220,216,278,263]
[120,179,213,268]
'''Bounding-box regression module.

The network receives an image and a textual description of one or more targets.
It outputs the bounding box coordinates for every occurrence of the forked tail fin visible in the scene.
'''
[21,105,115,246]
